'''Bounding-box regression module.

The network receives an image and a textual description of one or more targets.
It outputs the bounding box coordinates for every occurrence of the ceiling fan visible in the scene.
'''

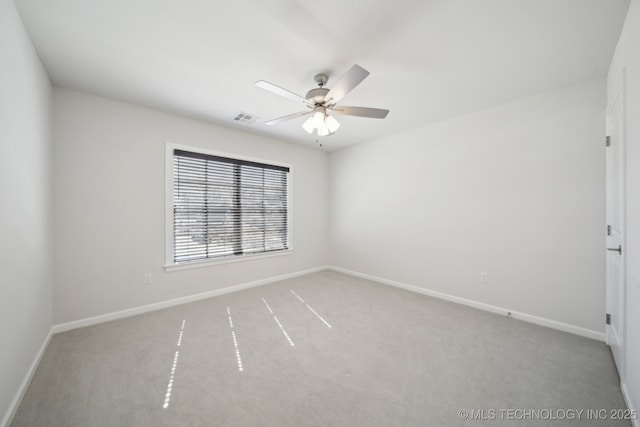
[255,64,389,136]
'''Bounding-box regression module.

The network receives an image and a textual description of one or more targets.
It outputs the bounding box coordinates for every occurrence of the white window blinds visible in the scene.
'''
[173,149,289,264]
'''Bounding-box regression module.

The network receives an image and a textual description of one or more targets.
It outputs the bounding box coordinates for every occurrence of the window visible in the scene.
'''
[167,146,290,267]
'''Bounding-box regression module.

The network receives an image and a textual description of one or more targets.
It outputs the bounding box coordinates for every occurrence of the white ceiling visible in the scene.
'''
[15,0,630,151]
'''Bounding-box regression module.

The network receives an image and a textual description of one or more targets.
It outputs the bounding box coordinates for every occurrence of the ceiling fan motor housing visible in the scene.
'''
[305,87,330,105]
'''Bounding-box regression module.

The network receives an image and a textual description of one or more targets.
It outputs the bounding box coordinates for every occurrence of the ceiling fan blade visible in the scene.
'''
[330,106,389,119]
[324,64,370,105]
[255,80,312,106]
[263,110,313,126]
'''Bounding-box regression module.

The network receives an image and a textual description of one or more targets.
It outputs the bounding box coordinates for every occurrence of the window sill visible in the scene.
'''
[164,248,294,272]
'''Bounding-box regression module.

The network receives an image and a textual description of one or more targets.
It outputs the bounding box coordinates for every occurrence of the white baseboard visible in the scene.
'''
[1,328,53,427]
[328,266,605,342]
[52,266,328,334]
[621,382,640,427]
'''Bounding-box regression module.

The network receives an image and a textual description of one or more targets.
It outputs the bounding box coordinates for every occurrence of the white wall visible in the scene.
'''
[330,79,606,334]
[0,0,53,424]
[52,88,329,324]
[608,0,640,418]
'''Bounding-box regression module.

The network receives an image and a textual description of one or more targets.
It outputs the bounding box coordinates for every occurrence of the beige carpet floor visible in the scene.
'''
[11,270,631,426]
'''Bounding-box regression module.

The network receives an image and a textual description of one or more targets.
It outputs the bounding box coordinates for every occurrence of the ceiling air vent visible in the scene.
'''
[232,112,259,125]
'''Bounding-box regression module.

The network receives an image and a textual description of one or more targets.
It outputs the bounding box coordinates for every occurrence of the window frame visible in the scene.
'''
[164,143,293,272]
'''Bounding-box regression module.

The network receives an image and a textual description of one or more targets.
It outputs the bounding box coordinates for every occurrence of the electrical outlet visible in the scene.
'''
[480,272,488,284]
[144,273,152,285]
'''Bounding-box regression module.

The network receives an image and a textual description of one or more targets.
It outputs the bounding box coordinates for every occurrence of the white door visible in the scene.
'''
[605,75,625,377]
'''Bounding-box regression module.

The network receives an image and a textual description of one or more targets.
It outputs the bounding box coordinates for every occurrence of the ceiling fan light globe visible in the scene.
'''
[302,117,315,133]
[311,110,325,128]
[317,126,330,137]
[325,115,340,133]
